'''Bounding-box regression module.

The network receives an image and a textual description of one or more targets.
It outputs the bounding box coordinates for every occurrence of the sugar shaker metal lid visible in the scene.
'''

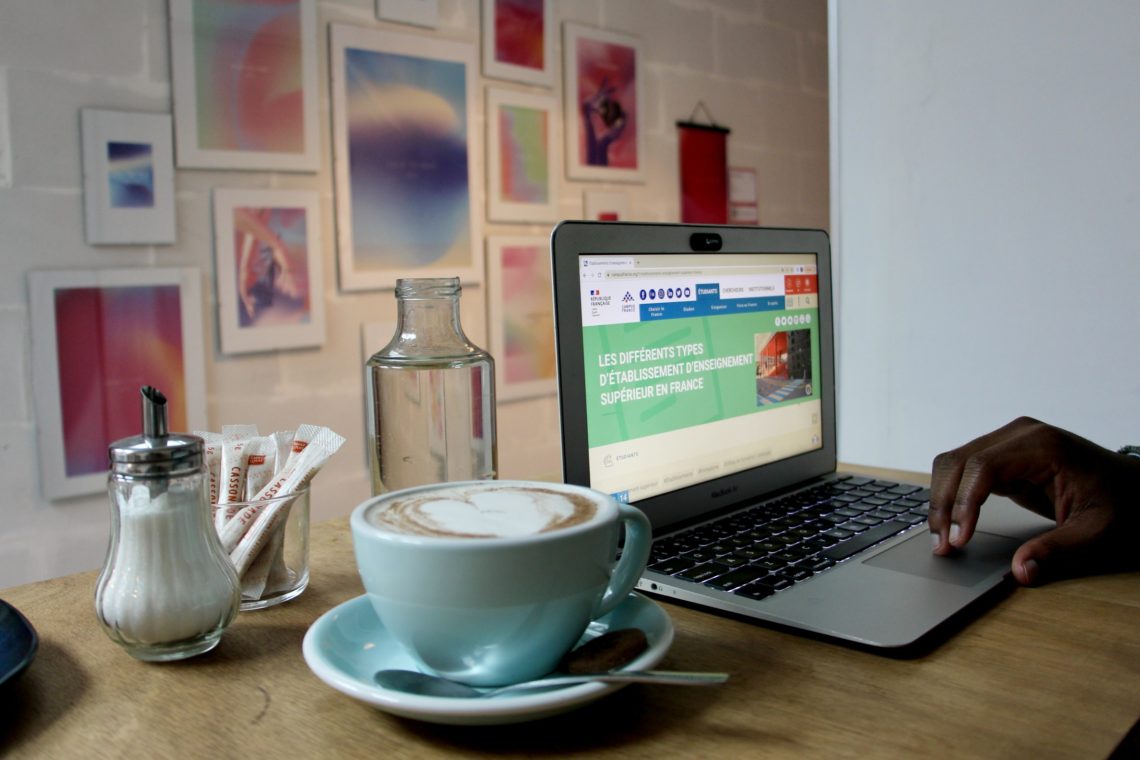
[108,386,203,478]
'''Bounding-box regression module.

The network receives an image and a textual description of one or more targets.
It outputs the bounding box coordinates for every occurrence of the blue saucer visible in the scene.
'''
[0,599,38,687]
[302,592,673,725]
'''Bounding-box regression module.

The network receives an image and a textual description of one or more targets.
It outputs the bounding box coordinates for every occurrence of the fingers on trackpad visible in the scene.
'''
[863,531,1018,587]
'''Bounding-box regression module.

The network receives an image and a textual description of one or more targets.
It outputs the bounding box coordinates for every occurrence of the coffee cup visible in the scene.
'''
[350,480,652,687]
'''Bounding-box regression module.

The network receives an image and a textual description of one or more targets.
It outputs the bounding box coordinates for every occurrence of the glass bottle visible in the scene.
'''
[95,386,241,661]
[365,277,498,494]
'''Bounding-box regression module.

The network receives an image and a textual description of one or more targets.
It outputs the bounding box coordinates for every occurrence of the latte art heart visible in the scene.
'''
[369,486,599,538]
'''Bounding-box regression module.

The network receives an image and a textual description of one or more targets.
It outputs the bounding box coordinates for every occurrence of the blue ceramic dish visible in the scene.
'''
[0,598,38,687]
[302,592,673,725]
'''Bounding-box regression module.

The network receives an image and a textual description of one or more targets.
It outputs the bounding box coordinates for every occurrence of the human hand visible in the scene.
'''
[929,416,1140,585]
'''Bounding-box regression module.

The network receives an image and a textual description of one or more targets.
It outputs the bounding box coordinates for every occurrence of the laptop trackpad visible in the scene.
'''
[863,531,1020,587]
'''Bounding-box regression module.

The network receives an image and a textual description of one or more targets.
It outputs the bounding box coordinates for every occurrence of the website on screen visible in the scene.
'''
[579,252,823,503]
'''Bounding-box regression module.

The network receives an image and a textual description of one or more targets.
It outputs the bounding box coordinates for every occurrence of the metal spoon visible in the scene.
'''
[374,668,729,699]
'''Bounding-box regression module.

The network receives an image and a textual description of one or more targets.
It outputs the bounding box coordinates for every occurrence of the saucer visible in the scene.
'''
[0,599,38,687]
[302,592,673,725]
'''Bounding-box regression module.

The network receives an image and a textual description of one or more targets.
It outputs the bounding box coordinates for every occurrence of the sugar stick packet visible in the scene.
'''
[216,426,321,552]
[215,425,259,530]
[238,432,290,597]
[283,424,321,470]
[241,515,289,600]
[195,432,223,521]
[270,431,294,475]
[229,427,345,577]
[243,435,278,501]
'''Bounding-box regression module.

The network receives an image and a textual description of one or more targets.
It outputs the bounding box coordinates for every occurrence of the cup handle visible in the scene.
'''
[592,502,652,619]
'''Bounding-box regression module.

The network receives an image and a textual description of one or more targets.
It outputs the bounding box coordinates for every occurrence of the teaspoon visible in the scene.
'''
[374,668,729,699]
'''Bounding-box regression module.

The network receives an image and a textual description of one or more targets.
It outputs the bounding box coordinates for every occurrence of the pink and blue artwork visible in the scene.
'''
[107,142,155,208]
[499,104,549,204]
[191,0,304,154]
[231,205,312,328]
[343,46,471,270]
[53,285,187,477]
[494,0,544,71]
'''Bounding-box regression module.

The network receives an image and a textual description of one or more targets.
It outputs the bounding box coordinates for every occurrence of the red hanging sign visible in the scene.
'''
[677,120,729,224]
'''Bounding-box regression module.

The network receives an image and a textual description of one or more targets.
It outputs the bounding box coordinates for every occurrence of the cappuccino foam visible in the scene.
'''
[368,485,600,538]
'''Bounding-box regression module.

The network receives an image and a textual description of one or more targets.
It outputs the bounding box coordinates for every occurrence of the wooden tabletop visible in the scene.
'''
[3,468,1139,758]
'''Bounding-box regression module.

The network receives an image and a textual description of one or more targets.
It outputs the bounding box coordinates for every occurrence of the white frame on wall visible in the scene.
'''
[80,109,176,245]
[211,188,326,355]
[28,267,208,500]
[481,0,555,87]
[486,87,560,223]
[485,235,558,401]
[376,0,439,28]
[583,189,630,221]
[329,23,483,290]
[562,22,645,183]
[169,0,319,171]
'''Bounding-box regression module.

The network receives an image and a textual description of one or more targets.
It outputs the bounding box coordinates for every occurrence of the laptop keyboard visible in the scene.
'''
[646,475,931,601]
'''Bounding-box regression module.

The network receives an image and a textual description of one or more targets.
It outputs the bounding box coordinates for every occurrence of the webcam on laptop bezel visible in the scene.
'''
[689,232,723,251]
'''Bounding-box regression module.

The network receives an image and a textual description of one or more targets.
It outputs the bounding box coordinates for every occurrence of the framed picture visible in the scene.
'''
[211,189,326,354]
[583,189,629,221]
[376,0,439,28]
[169,0,319,171]
[563,23,644,183]
[485,236,557,401]
[486,87,559,222]
[28,268,208,500]
[729,166,760,224]
[482,0,555,87]
[80,109,176,245]
[330,24,482,290]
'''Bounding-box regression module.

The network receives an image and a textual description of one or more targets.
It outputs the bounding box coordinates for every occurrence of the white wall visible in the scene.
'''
[830,0,1140,472]
[0,0,828,588]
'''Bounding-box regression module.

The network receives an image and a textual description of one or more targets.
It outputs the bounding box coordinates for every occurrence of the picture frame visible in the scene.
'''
[486,87,559,222]
[28,268,208,500]
[583,189,629,221]
[563,23,644,183]
[80,109,176,245]
[482,0,555,87]
[376,0,439,28]
[169,0,319,171]
[330,23,482,290]
[211,188,326,354]
[729,166,760,224]
[485,235,558,401]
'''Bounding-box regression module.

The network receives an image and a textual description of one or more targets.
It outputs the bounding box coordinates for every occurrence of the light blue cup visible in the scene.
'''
[350,480,652,687]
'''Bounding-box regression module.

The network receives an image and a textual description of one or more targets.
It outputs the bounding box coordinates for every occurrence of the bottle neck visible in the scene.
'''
[397,294,464,341]
[390,277,473,356]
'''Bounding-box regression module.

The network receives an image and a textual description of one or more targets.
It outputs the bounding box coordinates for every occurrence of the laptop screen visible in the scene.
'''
[574,249,824,503]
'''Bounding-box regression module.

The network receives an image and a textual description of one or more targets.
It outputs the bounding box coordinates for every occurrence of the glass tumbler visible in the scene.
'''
[214,487,311,611]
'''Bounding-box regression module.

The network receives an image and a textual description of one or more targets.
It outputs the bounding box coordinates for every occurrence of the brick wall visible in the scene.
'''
[0,0,827,587]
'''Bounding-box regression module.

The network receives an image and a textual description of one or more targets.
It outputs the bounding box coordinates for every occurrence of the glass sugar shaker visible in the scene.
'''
[365,277,498,494]
[95,386,241,661]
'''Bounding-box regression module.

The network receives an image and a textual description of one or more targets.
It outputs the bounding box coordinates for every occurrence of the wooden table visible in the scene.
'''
[3,467,1139,758]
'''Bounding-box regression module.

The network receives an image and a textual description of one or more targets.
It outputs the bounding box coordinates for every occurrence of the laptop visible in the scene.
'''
[549,221,1051,649]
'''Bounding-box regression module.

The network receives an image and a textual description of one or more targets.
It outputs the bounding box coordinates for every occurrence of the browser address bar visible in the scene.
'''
[605,267,785,279]
[605,269,705,279]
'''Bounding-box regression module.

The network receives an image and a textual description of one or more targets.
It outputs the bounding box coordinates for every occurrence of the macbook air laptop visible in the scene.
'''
[549,221,1051,649]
